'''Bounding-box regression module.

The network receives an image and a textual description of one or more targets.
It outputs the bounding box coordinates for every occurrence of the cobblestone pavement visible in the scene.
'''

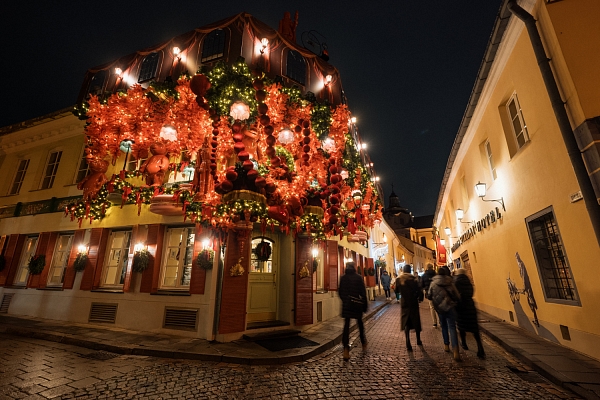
[0,303,580,400]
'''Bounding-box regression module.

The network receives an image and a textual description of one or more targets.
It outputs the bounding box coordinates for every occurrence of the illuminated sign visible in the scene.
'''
[451,207,502,252]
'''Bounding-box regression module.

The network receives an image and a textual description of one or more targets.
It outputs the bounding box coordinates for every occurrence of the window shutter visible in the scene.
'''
[63,230,86,289]
[326,240,339,291]
[1,235,25,286]
[295,236,313,325]
[218,231,250,334]
[80,228,109,291]
[26,233,50,288]
[140,224,165,293]
[365,257,375,287]
[37,232,59,289]
[189,225,207,295]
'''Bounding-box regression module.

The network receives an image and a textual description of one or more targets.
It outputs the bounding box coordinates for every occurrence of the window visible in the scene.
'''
[9,159,29,195]
[41,151,62,189]
[201,29,226,62]
[161,227,195,289]
[74,147,90,184]
[47,234,73,287]
[138,53,160,83]
[420,237,427,247]
[250,237,273,273]
[506,94,529,149]
[125,153,148,172]
[14,236,38,286]
[101,231,131,287]
[88,70,108,97]
[485,140,497,180]
[285,50,306,86]
[526,207,579,303]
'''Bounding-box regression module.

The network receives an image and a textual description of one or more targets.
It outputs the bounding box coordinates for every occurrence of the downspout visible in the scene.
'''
[507,0,600,245]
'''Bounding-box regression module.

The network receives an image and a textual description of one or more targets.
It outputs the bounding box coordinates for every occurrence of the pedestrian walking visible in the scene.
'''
[428,266,462,361]
[421,264,438,328]
[394,274,401,303]
[381,270,392,300]
[339,261,368,361]
[398,264,423,351]
[454,269,485,359]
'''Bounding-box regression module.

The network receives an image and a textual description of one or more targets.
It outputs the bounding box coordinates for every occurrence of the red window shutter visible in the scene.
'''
[326,240,339,291]
[365,257,375,287]
[63,230,86,289]
[189,225,208,295]
[338,246,344,277]
[295,236,313,325]
[140,224,165,294]
[1,234,26,286]
[80,228,109,291]
[37,232,59,289]
[218,231,250,334]
[27,233,50,288]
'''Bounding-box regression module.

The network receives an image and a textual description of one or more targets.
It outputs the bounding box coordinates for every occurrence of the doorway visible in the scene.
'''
[246,235,278,323]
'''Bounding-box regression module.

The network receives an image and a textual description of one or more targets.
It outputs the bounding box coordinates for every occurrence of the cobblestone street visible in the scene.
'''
[0,303,579,399]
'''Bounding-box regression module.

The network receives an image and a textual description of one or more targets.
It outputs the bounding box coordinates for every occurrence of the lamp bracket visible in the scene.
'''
[481,196,506,211]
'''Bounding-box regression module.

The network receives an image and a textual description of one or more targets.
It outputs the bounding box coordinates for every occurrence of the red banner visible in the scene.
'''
[436,236,447,265]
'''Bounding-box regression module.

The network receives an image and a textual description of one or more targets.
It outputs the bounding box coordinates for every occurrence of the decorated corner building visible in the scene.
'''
[0,12,390,341]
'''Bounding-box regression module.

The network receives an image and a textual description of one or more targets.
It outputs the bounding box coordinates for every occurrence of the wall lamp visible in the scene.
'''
[444,227,451,236]
[172,46,181,61]
[455,209,474,224]
[475,181,505,211]
[260,38,269,54]
[324,74,333,86]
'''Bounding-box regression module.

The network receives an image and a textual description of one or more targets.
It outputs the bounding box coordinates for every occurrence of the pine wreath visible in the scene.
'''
[367,267,375,276]
[253,240,272,262]
[27,255,46,275]
[73,253,88,272]
[196,249,215,270]
[132,249,152,273]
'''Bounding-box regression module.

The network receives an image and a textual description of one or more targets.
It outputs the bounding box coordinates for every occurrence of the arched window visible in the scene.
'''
[250,237,274,273]
[138,53,160,83]
[201,29,226,62]
[285,50,306,86]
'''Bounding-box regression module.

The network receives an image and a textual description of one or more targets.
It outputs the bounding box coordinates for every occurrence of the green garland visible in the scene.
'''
[132,249,152,273]
[206,58,258,120]
[28,255,46,275]
[310,102,332,140]
[73,253,88,272]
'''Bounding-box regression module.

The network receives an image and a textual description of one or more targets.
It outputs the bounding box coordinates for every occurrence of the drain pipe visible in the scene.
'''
[507,0,600,245]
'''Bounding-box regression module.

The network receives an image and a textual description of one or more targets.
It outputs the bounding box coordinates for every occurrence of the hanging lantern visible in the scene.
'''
[322,137,335,153]
[340,169,349,180]
[159,124,178,142]
[230,101,250,121]
[277,128,294,145]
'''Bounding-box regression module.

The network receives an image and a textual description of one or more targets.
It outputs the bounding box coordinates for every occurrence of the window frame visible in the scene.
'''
[14,236,39,286]
[250,237,274,274]
[47,233,74,287]
[201,29,226,63]
[74,145,90,184]
[100,230,132,289]
[40,150,63,190]
[138,53,160,83]
[506,93,530,150]
[160,226,196,290]
[525,206,580,306]
[9,158,30,195]
[484,139,497,181]
[285,50,307,86]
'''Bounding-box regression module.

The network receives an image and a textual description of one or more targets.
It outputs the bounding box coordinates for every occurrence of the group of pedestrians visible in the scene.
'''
[338,261,485,361]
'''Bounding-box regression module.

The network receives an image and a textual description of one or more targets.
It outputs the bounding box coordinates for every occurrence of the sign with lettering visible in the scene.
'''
[451,207,503,252]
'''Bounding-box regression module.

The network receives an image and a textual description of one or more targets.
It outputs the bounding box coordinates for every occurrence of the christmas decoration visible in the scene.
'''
[27,255,46,275]
[196,249,215,270]
[132,249,152,273]
[73,253,88,272]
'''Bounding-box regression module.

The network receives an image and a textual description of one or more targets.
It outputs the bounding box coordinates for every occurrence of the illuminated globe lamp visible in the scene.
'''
[230,101,250,121]
[339,168,349,180]
[322,137,335,153]
[159,124,178,142]
[277,127,295,145]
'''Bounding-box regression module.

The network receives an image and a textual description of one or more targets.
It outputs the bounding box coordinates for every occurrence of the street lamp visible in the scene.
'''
[455,208,473,224]
[475,181,506,211]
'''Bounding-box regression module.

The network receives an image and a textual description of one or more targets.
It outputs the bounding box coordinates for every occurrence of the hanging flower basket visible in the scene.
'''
[253,240,271,262]
[196,249,215,270]
[27,255,46,275]
[132,249,152,273]
[0,254,5,272]
[73,253,88,272]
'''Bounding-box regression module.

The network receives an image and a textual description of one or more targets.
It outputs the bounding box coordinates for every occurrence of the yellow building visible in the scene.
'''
[435,0,600,361]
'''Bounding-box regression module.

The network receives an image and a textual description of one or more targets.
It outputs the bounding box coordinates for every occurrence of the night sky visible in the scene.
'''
[0,1,501,216]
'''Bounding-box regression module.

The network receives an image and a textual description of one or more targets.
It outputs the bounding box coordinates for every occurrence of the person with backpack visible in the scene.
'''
[421,264,438,328]
[428,266,462,361]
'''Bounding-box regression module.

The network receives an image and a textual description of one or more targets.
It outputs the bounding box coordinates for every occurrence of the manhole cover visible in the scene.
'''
[80,351,120,361]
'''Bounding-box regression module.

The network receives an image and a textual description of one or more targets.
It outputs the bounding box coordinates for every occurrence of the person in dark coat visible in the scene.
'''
[421,264,438,328]
[454,269,485,359]
[380,270,392,300]
[398,264,423,350]
[428,266,462,361]
[339,261,368,361]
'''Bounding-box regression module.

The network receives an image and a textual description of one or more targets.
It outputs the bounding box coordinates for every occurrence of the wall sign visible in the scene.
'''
[451,207,502,252]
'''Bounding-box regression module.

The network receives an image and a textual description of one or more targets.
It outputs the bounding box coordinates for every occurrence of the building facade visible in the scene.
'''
[0,13,392,342]
[435,0,600,360]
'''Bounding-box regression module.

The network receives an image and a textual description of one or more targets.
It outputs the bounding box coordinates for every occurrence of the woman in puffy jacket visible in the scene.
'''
[428,266,461,361]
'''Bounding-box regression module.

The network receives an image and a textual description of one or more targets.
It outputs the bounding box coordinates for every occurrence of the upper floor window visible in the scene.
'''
[526,207,579,304]
[138,53,160,83]
[285,50,306,86]
[41,151,62,190]
[101,230,131,288]
[14,236,38,286]
[201,30,226,62]
[126,152,148,173]
[47,234,74,287]
[506,94,529,149]
[74,147,90,184]
[10,159,30,195]
[485,140,497,180]
[161,227,195,289]
[88,70,108,97]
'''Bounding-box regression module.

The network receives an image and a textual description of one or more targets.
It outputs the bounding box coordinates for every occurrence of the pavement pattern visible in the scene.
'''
[0,302,580,400]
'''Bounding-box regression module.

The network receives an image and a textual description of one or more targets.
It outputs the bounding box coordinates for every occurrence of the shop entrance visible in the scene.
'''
[246,235,278,323]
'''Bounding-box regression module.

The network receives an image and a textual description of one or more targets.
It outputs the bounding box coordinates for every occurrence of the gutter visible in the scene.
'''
[507,0,600,244]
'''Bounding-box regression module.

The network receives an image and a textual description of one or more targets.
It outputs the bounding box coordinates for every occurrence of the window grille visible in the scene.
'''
[41,151,62,189]
[526,208,578,303]
[506,94,529,149]
[286,50,306,86]
[138,53,160,83]
[10,159,29,195]
[201,30,226,62]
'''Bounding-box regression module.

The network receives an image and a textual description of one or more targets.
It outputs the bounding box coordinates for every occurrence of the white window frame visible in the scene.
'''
[73,145,90,184]
[485,140,497,180]
[14,236,39,286]
[9,159,30,195]
[47,234,74,287]
[506,93,529,150]
[101,230,132,288]
[160,227,195,290]
[250,237,274,274]
[40,150,63,190]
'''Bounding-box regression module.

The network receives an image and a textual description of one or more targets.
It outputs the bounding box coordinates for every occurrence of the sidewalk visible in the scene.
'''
[1,298,599,399]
